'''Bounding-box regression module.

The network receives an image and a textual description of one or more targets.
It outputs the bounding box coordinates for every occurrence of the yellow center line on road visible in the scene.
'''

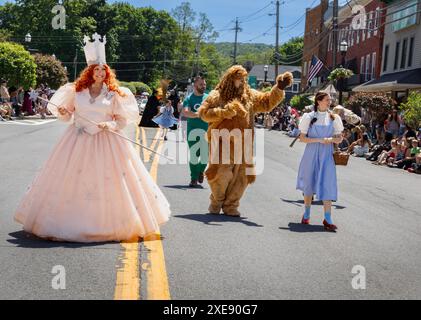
[141,127,147,160]
[142,127,161,163]
[114,126,142,300]
[142,137,171,300]
[114,126,170,300]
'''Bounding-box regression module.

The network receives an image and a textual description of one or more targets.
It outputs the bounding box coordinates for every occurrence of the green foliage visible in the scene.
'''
[214,42,274,57]
[118,81,137,95]
[33,54,68,89]
[290,94,313,111]
[0,0,303,90]
[346,93,395,122]
[401,91,421,129]
[278,36,304,66]
[214,37,303,67]
[0,28,10,41]
[328,68,354,81]
[0,41,36,89]
[0,0,192,85]
[130,82,152,95]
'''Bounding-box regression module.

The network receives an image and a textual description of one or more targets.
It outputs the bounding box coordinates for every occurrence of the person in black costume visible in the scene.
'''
[139,89,160,127]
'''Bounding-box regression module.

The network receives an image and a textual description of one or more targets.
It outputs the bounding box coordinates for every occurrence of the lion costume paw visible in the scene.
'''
[276,72,294,90]
[227,99,248,118]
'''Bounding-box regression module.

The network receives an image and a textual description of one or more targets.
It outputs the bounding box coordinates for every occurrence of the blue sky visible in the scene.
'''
[0,0,324,44]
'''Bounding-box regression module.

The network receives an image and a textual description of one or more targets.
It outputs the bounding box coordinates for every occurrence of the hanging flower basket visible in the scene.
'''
[328,68,354,81]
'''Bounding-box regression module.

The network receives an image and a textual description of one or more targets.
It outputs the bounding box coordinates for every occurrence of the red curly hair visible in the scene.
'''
[74,64,125,96]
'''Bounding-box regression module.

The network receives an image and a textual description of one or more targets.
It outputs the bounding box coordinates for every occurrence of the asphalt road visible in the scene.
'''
[1,119,420,300]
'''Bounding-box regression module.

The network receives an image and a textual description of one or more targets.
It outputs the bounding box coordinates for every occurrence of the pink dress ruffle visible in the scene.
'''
[14,84,170,242]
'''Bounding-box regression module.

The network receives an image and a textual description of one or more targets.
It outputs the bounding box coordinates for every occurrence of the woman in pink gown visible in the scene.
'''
[14,63,171,242]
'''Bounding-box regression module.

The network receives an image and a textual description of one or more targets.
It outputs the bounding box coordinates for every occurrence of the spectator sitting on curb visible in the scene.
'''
[366,131,393,161]
[350,132,372,157]
[408,152,421,174]
[373,139,398,166]
[395,139,420,170]
[389,138,415,169]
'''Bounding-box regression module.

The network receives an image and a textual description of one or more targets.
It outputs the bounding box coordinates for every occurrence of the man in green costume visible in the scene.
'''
[182,75,209,188]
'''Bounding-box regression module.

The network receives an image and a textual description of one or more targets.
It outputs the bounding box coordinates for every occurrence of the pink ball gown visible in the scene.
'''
[14,83,170,242]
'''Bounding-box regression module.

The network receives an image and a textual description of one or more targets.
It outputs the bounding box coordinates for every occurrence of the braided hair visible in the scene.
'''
[306,92,336,137]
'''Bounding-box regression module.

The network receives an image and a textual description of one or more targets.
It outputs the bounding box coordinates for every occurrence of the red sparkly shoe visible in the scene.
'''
[301,216,310,225]
[323,220,338,232]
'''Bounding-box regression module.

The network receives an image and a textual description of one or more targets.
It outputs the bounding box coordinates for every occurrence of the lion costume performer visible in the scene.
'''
[198,65,293,216]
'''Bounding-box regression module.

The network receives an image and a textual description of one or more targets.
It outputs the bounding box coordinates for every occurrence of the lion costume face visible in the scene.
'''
[215,65,251,103]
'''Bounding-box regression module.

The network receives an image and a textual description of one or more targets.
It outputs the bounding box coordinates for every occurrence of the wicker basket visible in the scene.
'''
[333,151,350,166]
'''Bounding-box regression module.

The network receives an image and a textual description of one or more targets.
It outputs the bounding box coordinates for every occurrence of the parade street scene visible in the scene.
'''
[0,0,420,304]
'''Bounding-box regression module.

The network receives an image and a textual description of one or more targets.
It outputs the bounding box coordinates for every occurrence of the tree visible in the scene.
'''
[0,42,36,88]
[118,81,137,95]
[278,36,304,66]
[130,82,152,95]
[0,0,226,88]
[0,29,11,41]
[196,43,227,88]
[34,54,68,89]
[290,94,313,111]
[171,2,195,33]
[169,4,225,88]
[346,93,394,123]
[401,92,421,129]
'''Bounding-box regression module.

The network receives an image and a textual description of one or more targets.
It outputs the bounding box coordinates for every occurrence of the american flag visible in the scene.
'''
[307,55,324,85]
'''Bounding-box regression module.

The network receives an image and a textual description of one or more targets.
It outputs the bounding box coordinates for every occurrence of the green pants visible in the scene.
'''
[187,126,208,180]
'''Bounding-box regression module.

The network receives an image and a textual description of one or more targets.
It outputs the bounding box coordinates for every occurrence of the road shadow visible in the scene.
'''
[280,198,346,210]
[279,223,329,233]
[174,213,263,227]
[7,231,115,249]
[164,185,206,190]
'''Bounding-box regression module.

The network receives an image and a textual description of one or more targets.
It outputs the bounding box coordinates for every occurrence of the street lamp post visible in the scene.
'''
[264,65,268,83]
[338,40,348,105]
[24,32,39,54]
[340,40,348,67]
[25,33,31,43]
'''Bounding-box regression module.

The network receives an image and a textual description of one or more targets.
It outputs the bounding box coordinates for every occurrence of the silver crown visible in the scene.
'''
[83,33,107,66]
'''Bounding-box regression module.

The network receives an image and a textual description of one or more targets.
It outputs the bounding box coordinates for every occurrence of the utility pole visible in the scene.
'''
[275,0,280,78]
[233,17,240,65]
[195,39,200,75]
[332,0,338,68]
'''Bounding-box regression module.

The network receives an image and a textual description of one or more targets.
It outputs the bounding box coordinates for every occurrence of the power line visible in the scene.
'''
[237,2,274,22]
[280,0,318,30]
[244,24,276,42]
[239,11,274,25]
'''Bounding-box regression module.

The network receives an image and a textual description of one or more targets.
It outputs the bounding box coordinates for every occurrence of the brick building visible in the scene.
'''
[301,0,330,90]
[325,0,387,91]
[354,0,421,101]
